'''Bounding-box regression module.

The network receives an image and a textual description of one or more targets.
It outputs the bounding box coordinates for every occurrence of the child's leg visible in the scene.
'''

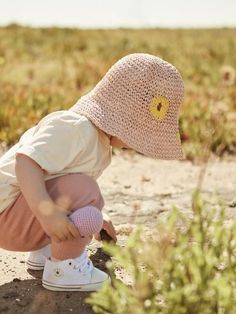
[51,205,103,260]
[0,174,104,259]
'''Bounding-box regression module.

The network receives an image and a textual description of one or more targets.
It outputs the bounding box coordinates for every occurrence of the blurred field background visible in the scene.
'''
[0,25,235,160]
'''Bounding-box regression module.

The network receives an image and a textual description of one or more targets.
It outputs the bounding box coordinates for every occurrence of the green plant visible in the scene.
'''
[87,192,236,314]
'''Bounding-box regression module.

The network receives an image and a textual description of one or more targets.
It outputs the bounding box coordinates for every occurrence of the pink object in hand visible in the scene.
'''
[69,206,103,237]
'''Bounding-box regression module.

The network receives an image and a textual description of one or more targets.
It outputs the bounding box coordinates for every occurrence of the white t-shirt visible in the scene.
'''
[0,110,112,213]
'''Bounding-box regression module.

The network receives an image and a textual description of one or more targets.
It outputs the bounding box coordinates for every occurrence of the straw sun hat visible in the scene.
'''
[70,53,184,159]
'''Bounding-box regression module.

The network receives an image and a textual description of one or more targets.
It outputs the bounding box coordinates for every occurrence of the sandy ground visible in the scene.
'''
[0,151,235,313]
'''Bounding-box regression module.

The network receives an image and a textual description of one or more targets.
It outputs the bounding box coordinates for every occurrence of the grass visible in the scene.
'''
[87,192,236,314]
[0,25,235,159]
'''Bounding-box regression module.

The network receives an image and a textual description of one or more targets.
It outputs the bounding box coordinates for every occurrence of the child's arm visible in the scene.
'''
[15,153,80,243]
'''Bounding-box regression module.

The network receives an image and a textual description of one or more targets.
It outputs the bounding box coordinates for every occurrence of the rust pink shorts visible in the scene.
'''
[0,174,104,259]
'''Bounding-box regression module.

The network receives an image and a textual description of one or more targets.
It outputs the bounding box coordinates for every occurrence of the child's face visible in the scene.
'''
[110,136,129,149]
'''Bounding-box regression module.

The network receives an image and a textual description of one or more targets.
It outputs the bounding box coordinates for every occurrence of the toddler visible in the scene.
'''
[0,53,184,291]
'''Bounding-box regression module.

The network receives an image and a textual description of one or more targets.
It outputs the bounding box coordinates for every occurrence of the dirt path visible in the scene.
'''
[0,152,235,313]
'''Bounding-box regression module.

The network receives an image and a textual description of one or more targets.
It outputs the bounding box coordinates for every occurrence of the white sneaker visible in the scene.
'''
[26,244,51,270]
[42,251,110,291]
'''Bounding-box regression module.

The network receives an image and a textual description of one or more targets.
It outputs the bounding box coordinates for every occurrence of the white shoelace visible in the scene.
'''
[73,252,93,274]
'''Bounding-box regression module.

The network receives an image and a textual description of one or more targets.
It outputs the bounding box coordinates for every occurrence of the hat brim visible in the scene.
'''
[70,99,184,160]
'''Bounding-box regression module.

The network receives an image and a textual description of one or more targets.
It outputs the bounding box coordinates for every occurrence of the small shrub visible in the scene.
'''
[87,192,236,314]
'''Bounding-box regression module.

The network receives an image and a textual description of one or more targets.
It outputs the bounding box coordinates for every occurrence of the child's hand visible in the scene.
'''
[94,212,117,242]
[39,209,80,243]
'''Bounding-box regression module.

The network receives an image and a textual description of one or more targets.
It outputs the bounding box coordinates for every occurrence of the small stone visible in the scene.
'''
[229,200,236,208]
[132,200,141,210]
[141,175,151,182]
[124,184,131,189]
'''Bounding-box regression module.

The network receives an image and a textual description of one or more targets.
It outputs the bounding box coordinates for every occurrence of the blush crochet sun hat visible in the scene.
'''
[70,53,184,159]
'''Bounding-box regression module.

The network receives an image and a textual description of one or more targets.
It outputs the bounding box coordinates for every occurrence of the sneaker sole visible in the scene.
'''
[26,260,45,270]
[42,277,111,292]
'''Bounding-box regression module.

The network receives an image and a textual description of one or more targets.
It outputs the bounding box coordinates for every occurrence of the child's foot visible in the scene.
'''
[42,251,110,291]
[26,244,51,270]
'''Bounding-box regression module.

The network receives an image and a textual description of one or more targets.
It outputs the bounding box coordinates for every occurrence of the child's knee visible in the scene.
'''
[89,181,104,209]
[73,174,105,210]
[69,205,103,237]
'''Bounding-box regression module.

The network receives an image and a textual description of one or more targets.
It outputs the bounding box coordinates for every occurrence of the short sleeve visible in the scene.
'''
[16,112,84,174]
